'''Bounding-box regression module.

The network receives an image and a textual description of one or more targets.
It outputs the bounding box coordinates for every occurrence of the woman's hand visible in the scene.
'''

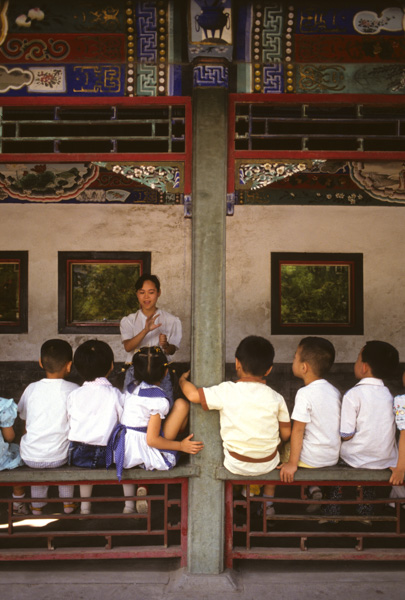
[145,312,161,333]
[180,433,204,455]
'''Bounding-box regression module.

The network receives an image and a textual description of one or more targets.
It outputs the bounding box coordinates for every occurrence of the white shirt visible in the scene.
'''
[120,308,182,362]
[292,379,341,467]
[340,377,398,468]
[18,378,79,463]
[67,378,124,446]
[201,380,290,475]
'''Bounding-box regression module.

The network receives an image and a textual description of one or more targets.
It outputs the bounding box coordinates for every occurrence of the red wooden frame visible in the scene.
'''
[225,479,405,568]
[0,477,188,565]
[228,93,405,193]
[0,96,192,195]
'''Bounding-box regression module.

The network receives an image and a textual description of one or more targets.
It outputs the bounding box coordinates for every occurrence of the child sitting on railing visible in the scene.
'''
[0,395,25,514]
[278,337,341,512]
[18,339,79,515]
[324,340,399,521]
[107,346,203,514]
[67,340,124,515]
[389,367,405,508]
[180,336,291,519]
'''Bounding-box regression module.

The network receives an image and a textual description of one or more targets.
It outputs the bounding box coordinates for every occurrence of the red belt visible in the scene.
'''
[228,448,278,463]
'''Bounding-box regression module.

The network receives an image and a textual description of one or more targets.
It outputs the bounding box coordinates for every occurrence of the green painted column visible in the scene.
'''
[187,85,227,574]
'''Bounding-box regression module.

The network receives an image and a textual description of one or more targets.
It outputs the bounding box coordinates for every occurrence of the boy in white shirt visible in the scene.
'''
[180,336,291,518]
[18,339,79,515]
[67,339,124,515]
[340,341,399,469]
[279,337,341,512]
[329,340,399,519]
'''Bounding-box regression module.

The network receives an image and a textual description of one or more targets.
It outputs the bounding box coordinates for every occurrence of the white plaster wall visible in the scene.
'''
[0,204,192,362]
[226,205,405,364]
[1,203,404,364]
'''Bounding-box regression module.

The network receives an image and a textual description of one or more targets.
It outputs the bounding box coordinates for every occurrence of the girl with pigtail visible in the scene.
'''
[107,346,203,514]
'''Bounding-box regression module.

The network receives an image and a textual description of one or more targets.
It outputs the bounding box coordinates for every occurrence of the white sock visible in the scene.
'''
[390,485,405,499]
[123,484,135,511]
[263,494,274,507]
[12,493,25,507]
[80,484,93,512]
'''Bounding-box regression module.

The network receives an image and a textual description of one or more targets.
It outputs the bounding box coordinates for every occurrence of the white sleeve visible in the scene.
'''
[166,315,182,350]
[340,390,359,437]
[291,388,311,424]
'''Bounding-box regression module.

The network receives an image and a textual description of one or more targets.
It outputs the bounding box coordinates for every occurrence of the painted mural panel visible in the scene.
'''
[0,0,183,97]
[235,160,405,207]
[0,162,184,204]
[1,2,405,95]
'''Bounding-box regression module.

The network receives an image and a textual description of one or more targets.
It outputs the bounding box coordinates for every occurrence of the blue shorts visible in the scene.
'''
[68,441,107,469]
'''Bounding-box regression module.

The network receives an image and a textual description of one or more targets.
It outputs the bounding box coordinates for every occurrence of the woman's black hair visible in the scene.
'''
[132,346,168,385]
[134,274,161,292]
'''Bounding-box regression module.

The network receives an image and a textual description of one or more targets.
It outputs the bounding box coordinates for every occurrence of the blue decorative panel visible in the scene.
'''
[262,63,283,93]
[193,65,229,88]
[137,1,157,63]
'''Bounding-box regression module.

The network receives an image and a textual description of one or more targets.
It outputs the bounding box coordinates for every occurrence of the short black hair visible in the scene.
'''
[361,340,400,379]
[135,274,161,292]
[40,339,73,374]
[235,336,275,377]
[132,346,168,385]
[73,340,114,381]
[298,337,335,377]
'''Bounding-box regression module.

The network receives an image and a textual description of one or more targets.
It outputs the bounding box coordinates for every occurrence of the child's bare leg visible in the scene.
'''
[262,484,276,518]
[163,398,190,440]
[12,485,28,515]
[263,484,275,497]
[13,485,25,497]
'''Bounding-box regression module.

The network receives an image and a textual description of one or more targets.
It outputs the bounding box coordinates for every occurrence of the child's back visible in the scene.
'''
[292,378,341,467]
[18,339,78,465]
[180,336,291,476]
[119,380,175,471]
[68,380,123,447]
[340,340,399,469]
[202,378,290,475]
[19,378,78,463]
[17,339,79,515]
[340,377,397,468]
[279,337,340,488]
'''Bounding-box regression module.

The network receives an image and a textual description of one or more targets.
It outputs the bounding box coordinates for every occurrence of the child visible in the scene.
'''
[18,339,79,515]
[0,396,26,514]
[107,346,204,514]
[279,337,341,511]
[67,340,124,515]
[120,274,182,401]
[180,336,291,518]
[336,340,399,518]
[389,368,405,507]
